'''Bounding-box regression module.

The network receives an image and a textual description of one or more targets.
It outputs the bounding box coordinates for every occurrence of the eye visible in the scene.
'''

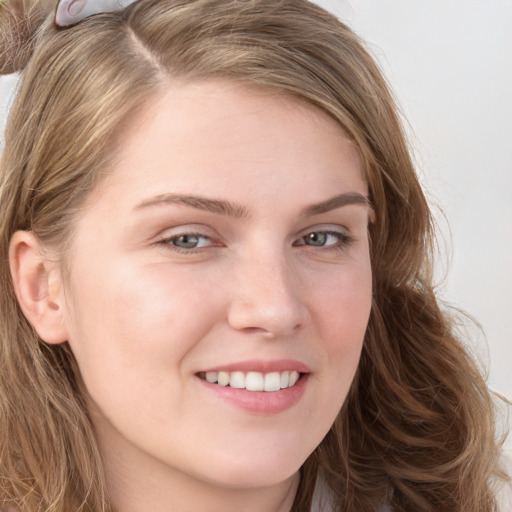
[159,233,212,250]
[295,230,353,249]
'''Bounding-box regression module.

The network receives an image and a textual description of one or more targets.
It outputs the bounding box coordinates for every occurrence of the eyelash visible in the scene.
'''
[156,232,213,254]
[294,230,354,251]
[156,229,355,254]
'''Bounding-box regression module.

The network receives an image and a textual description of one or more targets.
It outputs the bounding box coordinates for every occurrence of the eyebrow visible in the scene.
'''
[134,193,249,218]
[301,192,371,216]
[134,192,371,218]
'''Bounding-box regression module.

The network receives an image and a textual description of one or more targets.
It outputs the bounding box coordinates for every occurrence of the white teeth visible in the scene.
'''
[201,370,302,391]
[205,372,218,383]
[264,372,281,392]
[229,371,245,389]
[289,371,299,387]
[218,371,230,386]
[246,372,264,391]
[280,371,289,389]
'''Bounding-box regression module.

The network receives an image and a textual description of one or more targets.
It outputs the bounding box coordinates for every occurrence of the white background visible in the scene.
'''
[1,0,510,427]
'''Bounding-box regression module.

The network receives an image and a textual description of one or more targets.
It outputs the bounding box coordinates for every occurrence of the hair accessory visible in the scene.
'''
[55,0,139,27]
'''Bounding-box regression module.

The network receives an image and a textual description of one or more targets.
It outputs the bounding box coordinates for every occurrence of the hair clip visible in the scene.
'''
[55,0,139,27]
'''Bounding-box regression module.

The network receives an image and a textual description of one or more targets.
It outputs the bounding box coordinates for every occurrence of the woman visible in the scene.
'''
[0,0,509,511]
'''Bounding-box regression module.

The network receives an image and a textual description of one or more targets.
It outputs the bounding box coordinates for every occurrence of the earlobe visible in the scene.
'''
[9,231,69,345]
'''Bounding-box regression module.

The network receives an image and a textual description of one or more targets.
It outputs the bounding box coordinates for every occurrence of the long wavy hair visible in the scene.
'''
[0,0,507,510]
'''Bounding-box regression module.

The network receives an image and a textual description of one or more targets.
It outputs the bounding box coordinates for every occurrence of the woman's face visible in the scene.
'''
[61,82,372,490]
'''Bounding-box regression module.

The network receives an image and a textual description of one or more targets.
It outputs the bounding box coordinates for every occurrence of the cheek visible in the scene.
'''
[294,259,371,446]
[309,257,371,405]
[313,259,372,351]
[63,260,224,393]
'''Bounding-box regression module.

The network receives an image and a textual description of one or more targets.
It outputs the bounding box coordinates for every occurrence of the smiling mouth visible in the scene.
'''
[197,370,302,392]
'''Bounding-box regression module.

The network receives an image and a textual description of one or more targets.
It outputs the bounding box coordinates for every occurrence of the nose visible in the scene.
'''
[227,252,307,339]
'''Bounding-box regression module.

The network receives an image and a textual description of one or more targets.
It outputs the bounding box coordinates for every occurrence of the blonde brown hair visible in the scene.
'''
[0,0,507,510]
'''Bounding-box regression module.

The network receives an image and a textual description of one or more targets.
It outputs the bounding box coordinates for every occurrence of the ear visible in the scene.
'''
[9,231,69,345]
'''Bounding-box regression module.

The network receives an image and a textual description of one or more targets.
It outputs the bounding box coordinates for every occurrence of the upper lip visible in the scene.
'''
[199,359,311,374]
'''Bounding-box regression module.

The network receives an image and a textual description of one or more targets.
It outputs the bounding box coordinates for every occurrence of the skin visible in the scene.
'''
[11,81,373,512]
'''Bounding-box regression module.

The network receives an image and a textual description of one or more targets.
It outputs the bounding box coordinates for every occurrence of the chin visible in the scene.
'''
[198,441,311,489]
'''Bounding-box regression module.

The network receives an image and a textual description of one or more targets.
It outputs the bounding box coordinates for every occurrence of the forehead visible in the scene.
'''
[87,80,366,212]
[117,80,355,149]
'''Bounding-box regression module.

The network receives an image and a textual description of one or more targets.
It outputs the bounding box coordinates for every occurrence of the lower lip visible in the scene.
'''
[197,374,309,415]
